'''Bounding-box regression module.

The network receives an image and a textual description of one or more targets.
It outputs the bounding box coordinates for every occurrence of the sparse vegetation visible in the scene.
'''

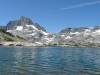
[0,29,14,37]
[16,35,25,40]
[4,36,14,41]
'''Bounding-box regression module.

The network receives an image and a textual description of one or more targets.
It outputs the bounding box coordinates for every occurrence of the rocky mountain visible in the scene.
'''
[7,16,33,30]
[7,16,46,32]
[6,16,53,46]
[51,26,100,47]
[2,16,100,47]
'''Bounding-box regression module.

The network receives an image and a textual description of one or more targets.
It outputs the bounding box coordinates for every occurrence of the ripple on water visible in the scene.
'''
[0,47,100,75]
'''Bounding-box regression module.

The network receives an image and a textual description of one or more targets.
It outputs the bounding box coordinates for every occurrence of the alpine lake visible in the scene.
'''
[0,47,100,75]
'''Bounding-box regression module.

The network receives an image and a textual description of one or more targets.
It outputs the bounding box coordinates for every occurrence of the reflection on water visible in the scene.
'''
[0,47,100,75]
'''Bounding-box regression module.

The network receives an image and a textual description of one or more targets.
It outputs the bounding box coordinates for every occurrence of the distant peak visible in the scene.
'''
[6,16,46,32]
[20,16,30,20]
[19,16,33,25]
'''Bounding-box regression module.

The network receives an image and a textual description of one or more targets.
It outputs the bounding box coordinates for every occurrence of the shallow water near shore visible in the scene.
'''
[0,47,100,75]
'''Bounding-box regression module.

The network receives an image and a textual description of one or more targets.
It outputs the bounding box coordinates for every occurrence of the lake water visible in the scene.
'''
[0,47,100,75]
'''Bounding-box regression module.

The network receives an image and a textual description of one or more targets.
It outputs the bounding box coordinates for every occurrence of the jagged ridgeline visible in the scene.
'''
[7,16,46,32]
[5,16,50,46]
[56,26,100,47]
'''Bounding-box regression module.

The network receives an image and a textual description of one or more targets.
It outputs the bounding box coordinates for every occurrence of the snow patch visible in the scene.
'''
[40,30,49,35]
[26,25,49,35]
[84,29,91,32]
[65,36,72,39]
[93,29,100,34]
[70,32,80,35]
[16,26,23,31]
[26,25,38,30]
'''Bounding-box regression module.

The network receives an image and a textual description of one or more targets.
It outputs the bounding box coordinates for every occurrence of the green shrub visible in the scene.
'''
[4,36,14,41]
[0,29,14,37]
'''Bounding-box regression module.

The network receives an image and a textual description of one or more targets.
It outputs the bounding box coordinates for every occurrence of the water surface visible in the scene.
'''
[0,47,100,75]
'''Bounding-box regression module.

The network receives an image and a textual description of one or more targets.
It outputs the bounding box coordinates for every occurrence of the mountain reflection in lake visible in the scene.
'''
[0,47,100,75]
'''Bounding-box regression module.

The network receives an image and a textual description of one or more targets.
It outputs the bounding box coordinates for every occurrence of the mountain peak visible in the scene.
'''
[7,16,34,30]
[6,16,47,32]
[19,16,33,25]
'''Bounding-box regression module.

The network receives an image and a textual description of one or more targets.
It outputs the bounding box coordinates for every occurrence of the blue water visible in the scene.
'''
[0,47,100,75]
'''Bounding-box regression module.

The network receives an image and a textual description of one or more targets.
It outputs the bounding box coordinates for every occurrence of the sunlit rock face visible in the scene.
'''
[7,16,46,32]
[6,16,52,45]
[51,26,100,47]
[7,16,33,30]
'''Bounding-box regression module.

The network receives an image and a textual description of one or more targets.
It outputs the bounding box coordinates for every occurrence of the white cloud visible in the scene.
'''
[61,0,100,10]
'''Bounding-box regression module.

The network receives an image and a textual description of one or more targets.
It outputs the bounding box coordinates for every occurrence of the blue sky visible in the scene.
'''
[0,0,100,32]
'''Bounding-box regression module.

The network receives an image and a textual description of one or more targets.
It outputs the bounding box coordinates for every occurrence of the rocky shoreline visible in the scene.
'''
[0,42,47,47]
[1,41,100,48]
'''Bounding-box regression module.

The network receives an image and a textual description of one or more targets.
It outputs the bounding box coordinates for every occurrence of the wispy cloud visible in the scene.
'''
[61,0,100,10]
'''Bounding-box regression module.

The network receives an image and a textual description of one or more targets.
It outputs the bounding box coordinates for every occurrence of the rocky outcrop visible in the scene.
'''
[7,16,46,32]
[0,29,25,42]
[51,26,100,47]
[6,16,51,45]
[7,16,33,30]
